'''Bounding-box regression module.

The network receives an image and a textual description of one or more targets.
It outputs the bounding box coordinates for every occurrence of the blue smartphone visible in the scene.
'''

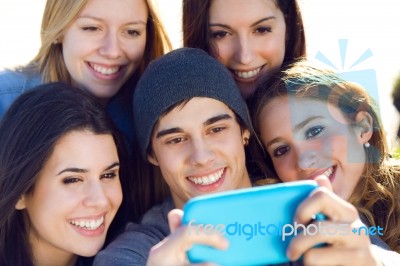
[182,180,319,266]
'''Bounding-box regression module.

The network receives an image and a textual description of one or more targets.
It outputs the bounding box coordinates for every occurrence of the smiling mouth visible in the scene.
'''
[187,168,224,186]
[69,216,104,230]
[308,166,336,182]
[89,63,120,75]
[233,66,262,79]
[323,167,334,178]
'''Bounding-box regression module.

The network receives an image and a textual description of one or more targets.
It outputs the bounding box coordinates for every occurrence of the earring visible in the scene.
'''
[364,142,370,148]
[53,39,59,45]
[244,138,249,146]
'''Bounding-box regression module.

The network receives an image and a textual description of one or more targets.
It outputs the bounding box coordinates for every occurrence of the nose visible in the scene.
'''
[83,181,108,209]
[189,138,215,166]
[99,31,122,59]
[297,149,319,170]
[234,36,255,65]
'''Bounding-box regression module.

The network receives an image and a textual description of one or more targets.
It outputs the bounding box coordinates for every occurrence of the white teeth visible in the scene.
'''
[234,67,261,79]
[322,167,333,177]
[91,64,119,75]
[188,169,224,185]
[70,216,104,230]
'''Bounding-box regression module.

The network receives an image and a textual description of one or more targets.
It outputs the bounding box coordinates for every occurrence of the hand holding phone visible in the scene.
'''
[182,180,320,266]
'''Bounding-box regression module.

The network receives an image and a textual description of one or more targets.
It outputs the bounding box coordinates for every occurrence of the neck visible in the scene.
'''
[32,243,77,266]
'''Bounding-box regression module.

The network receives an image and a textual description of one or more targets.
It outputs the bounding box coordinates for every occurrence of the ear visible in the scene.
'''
[15,195,26,210]
[354,111,373,144]
[242,129,251,146]
[284,15,289,42]
[147,153,159,166]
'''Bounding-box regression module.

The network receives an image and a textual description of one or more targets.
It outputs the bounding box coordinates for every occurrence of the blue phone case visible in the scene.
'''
[182,180,319,266]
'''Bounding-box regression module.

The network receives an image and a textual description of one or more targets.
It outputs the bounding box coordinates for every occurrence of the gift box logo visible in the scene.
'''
[315,39,380,115]
[312,39,380,163]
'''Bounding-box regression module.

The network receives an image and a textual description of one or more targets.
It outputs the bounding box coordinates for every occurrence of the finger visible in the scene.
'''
[185,225,229,250]
[287,220,370,261]
[168,209,184,233]
[148,226,228,266]
[314,175,333,192]
[302,246,377,266]
[287,220,349,260]
[294,187,358,225]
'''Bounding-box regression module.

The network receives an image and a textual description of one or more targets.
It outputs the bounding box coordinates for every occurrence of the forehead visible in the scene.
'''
[79,0,148,21]
[155,97,236,130]
[261,96,350,128]
[43,130,117,170]
[209,0,281,22]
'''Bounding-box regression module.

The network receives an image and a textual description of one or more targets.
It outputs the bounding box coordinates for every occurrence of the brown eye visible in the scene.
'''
[255,26,272,34]
[211,31,229,39]
[273,145,290,157]
[63,177,82,184]
[101,172,117,179]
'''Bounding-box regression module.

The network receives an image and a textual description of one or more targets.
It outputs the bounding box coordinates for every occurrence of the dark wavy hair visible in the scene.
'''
[0,82,128,265]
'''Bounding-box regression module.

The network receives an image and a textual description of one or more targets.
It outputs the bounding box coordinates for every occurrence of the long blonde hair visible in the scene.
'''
[250,60,400,252]
[24,0,171,86]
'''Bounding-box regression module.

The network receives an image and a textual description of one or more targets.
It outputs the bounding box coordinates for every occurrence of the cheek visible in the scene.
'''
[272,160,288,180]
[62,31,91,60]
[209,41,231,65]
[62,38,89,80]
[108,183,123,208]
[126,38,147,62]
[271,156,298,182]
[331,133,365,164]
[156,150,184,179]
[259,37,285,66]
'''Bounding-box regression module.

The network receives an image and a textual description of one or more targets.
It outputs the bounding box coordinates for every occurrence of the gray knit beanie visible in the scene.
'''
[133,47,252,159]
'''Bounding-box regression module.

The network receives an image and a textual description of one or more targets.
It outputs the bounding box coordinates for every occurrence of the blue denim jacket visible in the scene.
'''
[0,69,41,119]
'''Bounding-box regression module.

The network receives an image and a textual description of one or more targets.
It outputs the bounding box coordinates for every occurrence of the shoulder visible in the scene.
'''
[0,69,41,118]
[361,214,400,266]
[371,244,400,266]
[93,200,174,266]
[0,69,41,93]
[93,222,166,266]
[141,197,174,228]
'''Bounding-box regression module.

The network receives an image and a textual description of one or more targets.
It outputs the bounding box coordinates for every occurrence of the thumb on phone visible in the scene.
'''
[168,209,184,233]
[314,175,333,192]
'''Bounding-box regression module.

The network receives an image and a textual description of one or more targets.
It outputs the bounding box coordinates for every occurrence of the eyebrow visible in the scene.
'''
[264,116,323,150]
[77,15,147,26]
[155,113,233,139]
[203,113,232,126]
[293,116,323,132]
[57,162,120,175]
[209,16,276,29]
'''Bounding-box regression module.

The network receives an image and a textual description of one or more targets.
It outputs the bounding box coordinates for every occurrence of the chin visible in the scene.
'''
[237,84,256,99]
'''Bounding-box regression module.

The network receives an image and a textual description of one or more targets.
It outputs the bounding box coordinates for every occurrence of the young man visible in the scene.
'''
[94,48,254,265]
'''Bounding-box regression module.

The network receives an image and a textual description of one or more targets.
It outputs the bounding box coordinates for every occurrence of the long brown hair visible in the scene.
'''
[250,60,400,252]
[182,0,306,62]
